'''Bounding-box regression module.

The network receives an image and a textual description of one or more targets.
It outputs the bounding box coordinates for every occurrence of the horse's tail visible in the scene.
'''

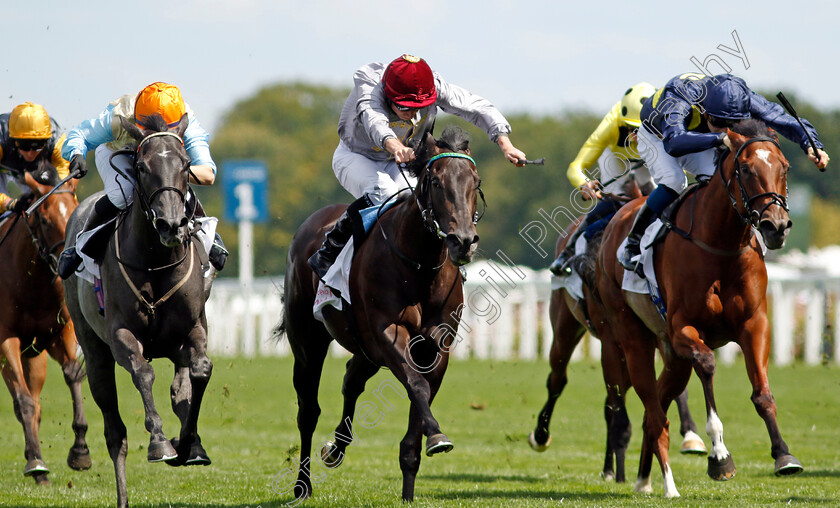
[272,290,287,343]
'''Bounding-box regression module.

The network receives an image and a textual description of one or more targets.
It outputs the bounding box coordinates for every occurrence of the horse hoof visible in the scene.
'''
[186,442,212,466]
[527,431,551,452]
[634,476,653,494]
[707,454,737,480]
[320,441,345,468]
[24,458,50,476]
[600,470,616,482]
[67,446,92,470]
[680,430,708,455]
[774,454,804,476]
[425,433,454,457]
[33,472,50,486]
[148,439,178,463]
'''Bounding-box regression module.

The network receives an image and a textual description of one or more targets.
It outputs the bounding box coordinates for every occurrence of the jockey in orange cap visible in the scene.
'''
[0,102,70,213]
[57,82,227,279]
[308,54,528,279]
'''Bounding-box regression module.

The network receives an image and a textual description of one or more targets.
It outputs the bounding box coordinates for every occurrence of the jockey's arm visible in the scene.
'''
[189,164,215,185]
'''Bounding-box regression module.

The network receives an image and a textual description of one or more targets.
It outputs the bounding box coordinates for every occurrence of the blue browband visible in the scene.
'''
[426,152,476,167]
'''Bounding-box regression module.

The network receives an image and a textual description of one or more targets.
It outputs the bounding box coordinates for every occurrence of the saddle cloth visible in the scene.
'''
[313,201,395,323]
[550,233,587,301]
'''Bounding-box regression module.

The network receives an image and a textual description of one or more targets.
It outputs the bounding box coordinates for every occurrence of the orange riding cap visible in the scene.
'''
[134,82,186,128]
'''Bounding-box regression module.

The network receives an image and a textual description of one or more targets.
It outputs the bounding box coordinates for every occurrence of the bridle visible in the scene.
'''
[111,131,196,226]
[402,152,485,239]
[0,189,75,278]
[718,136,789,228]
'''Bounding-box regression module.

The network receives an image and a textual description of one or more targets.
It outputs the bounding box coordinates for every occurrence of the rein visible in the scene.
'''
[108,129,198,315]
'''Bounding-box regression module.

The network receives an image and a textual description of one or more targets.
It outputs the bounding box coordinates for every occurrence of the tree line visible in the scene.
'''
[73,82,840,276]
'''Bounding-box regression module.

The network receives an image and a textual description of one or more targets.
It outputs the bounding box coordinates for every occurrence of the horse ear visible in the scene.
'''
[726,129,747,149]
[173,113,189,139]
[120,116,145,141]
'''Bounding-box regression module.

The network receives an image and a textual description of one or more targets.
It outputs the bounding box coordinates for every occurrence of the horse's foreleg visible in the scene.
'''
[110,329,175,462]
[672,323,735,481]
[47,323,92,471]
[529,292,585,453]
[1,337,50,482]
[319,355,380,468]
[169,324,213,467]
[739,317,803,476]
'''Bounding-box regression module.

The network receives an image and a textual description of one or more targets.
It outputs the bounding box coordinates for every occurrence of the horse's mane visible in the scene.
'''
[136,113,171,133]
[731,119,777,140]
[407,126,472,178]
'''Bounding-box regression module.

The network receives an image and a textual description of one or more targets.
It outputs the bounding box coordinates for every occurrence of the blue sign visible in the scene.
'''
[222,160,269,223]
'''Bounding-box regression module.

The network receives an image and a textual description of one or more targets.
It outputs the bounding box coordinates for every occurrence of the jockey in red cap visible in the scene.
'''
[308,54,527,279]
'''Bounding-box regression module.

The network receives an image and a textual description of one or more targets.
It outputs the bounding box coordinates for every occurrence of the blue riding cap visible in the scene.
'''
[704,75,751,120]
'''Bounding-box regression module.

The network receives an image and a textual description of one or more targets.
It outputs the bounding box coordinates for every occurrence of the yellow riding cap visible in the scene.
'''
[134,82,186,127]
[620,82,656,128]
[9,102,52,139]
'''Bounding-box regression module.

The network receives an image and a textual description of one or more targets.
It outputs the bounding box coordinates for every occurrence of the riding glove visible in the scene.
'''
[70,154,87,179]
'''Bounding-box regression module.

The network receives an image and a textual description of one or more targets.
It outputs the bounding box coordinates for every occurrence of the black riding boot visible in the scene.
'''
[549,218,589,276]
[618,201,658,273]
[58,195,120,279]
[308,210,354,280]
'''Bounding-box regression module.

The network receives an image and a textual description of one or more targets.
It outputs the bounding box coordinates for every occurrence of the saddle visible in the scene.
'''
[648,180,707,249]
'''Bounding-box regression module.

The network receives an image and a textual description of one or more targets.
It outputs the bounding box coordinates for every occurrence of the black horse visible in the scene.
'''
[63,114,212,508]
[279,126,480,503]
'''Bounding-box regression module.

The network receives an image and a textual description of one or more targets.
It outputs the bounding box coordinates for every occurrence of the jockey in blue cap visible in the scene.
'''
[618,73,830,272]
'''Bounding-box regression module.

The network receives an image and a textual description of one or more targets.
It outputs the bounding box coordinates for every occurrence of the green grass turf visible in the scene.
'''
[0,354,838,507]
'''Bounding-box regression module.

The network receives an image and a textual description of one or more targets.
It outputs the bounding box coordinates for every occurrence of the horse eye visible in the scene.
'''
[431,177,442,188]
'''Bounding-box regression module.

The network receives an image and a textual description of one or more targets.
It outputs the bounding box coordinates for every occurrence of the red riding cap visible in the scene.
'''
[383,54,437,108]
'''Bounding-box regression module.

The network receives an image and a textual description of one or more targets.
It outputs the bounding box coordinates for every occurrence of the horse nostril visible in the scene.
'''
[471,235,479,245]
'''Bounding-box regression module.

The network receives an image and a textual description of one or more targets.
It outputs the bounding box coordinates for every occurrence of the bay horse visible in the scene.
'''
[63,114,212,508]
[597,119,801,497]
[529,185,705,484]
[280,126,480,503]
[0,167,90,484]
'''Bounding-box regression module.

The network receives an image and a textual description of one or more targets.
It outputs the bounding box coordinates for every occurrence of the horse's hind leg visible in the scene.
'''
[46,321,92,471]
[81,335,130,508]
[529,291,585,452]
[110,329,176,462]
[738,320,803,476]
[599,332,631,483]
[1,338,50,483]
[319,355,380,468]
[289,335,331,502]
[675,388,707,455]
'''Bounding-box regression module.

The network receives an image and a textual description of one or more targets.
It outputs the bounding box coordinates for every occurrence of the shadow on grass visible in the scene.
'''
[799,468,840,478]
[427,489,632,502]
[423,472,544,484]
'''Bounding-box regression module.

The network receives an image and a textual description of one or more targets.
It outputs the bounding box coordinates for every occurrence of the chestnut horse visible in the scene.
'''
[280,126,480,503]
[529,190,705,483]
[597,119,801,497]
[63,114,212,508]
[0,168,90,484]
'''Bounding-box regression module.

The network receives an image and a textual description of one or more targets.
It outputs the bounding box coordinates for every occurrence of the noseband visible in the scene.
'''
[718,136,789,228]
[406,152,485,239]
